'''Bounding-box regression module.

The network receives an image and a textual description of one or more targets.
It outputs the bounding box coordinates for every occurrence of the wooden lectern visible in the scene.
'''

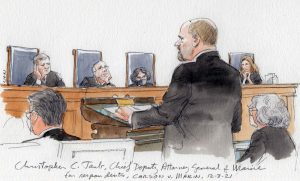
[80,97,164,150]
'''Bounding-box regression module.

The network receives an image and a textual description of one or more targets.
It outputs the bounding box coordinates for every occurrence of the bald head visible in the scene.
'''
[185,18,218,46]
[175,18,218,61]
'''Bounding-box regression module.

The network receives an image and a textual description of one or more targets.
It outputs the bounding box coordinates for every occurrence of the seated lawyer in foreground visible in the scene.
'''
[116,18,242,158]
[23,88,79,142]
[24,53,65,87]
[238,94,296,163]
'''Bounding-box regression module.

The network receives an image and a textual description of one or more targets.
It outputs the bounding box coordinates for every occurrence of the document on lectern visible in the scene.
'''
[85,103,154,126]
[104,105,152,114]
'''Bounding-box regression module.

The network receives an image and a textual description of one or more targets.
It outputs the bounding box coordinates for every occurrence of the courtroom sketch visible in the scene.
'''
[1,0,300,180]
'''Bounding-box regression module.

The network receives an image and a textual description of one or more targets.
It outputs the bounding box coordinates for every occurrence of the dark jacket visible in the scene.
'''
[24,71,65,87]
[79,77,115,88]
[42,128,80,141]
[131,51,242,157]
[241,72,262,84]
[238,127,295,163]
[22,128,79,143]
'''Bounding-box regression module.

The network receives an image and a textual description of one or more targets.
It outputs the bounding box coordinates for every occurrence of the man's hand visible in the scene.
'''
[33,66,46,81]
[114,107,133,121]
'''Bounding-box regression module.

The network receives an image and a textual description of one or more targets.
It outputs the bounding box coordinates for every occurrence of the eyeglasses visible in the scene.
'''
[248,108,257,116]
[25,110,34,120]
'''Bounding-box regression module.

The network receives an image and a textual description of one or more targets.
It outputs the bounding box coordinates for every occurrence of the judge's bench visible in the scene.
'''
[0,84,297,143]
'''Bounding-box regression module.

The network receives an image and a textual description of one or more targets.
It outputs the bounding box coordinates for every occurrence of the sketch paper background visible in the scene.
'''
[0,0,300,180]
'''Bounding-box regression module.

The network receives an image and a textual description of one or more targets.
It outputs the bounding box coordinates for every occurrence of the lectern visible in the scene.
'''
[80,97,164,150]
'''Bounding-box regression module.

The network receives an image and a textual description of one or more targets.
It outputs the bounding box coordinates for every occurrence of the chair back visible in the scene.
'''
[73,49,102,87]
[126,52,156,87]
[6,46,39,85]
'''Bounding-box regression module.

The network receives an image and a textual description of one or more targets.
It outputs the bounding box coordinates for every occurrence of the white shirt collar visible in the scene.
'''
[182,48,217,64]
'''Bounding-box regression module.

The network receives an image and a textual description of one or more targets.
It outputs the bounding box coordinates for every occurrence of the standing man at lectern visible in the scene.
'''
[115,18,242,158]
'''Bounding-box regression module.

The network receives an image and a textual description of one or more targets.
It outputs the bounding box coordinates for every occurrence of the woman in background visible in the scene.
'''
[240,56,262,85]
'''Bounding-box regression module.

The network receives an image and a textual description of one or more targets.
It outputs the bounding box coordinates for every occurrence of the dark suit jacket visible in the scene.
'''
[241,72,262,84]
[132,51,242,157]
[238,127,295,163]
[79,77,115,88]
[24,71,65,87]
[22,128,80,143]
[42,128,80,141]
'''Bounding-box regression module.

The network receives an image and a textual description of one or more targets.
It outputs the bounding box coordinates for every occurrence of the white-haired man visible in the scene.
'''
[238,94,295,163]
[80,61,115,87]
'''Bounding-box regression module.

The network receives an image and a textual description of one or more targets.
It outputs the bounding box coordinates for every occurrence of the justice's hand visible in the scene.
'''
[114,107,133,121]
[33,66,46,81]
[33,67,42,80]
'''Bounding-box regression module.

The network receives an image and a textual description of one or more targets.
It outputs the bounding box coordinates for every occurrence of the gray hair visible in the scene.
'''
[28,88,66,126]
[249,94,289,128]
[33,53,50,64]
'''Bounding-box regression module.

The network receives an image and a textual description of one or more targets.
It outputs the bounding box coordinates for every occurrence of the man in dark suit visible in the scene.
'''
[23,88,79,142]
[80,61,115,88]
[24,53,65,87]
[115,18,242,158]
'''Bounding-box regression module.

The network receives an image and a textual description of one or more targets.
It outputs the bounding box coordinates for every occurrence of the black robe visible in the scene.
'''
[24,71,65,87]
[79,77,115,88]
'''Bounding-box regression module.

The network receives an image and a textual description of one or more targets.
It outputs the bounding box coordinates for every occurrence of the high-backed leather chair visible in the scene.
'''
[72,49,102,87]
[125,52,156,87]
[6,46,39,85]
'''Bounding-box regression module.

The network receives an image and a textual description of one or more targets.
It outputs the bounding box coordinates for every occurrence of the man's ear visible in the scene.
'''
[192,36,201,47]
[30,111,39,124]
